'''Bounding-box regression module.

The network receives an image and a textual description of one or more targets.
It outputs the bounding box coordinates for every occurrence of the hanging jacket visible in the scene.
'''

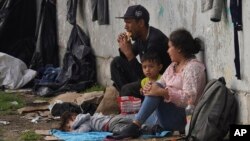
[201,0,224,22]
[91,0,109,25]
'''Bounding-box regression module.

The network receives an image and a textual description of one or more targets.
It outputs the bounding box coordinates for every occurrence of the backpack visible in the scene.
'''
[186,77,237,141]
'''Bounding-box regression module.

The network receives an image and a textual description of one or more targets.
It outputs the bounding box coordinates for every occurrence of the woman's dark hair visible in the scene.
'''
[169,28,202,58]
[141,52,162,65]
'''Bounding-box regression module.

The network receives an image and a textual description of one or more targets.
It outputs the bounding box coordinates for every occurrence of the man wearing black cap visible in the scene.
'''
[110,5,171,100]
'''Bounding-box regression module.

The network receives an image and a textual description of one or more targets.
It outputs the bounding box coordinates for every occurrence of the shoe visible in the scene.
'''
[141,124,164,135]
[140,125,153,135]
[151,124,164,134]
[107,123,141,140]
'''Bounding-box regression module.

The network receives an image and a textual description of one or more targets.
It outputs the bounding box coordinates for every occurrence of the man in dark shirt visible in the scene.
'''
[111,5,171,99]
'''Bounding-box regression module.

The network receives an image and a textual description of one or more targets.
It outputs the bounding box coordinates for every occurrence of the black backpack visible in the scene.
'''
[186,77,238,141]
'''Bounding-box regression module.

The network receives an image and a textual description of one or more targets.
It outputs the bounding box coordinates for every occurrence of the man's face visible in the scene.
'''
[124,18,141,40]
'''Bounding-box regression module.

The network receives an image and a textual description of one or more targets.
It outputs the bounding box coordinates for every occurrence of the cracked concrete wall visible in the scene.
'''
[56,0,250,124]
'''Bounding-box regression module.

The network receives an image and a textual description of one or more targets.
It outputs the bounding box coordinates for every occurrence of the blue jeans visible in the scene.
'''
[134,96,186,131]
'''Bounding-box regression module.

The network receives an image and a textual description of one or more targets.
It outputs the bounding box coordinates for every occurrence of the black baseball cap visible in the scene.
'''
[116,5,150,24]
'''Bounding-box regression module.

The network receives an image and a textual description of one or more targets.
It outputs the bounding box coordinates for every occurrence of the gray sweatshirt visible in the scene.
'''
[71,113,133,133]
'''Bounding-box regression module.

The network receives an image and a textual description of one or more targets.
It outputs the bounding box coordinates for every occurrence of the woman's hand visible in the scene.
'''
[117,32,134,61]
[144,83,162,96]
[143,83,168,97]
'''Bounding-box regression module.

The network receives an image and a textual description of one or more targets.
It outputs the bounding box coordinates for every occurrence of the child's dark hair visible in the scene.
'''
[59,111,77,131]
[141,52,162,65]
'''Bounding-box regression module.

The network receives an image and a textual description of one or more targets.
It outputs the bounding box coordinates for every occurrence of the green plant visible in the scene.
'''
[19,131,42,141]
[0,91,25,115]
[83,84,105,93]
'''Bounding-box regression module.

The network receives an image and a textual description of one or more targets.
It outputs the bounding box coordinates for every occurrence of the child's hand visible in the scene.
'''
[141,82,153,94]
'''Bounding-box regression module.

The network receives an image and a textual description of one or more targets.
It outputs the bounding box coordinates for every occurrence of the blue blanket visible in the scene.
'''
[50,129,171,141]
[50,129,112,141]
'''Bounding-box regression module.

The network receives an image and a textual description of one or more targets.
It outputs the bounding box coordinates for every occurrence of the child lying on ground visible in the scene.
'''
[59,111,163,135]
[59,111,133,134]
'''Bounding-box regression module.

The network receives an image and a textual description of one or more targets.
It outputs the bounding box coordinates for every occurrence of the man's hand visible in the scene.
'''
[117,32,135,61]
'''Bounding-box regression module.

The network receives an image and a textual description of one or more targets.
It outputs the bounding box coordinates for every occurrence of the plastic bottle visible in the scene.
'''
[185,104,195,135]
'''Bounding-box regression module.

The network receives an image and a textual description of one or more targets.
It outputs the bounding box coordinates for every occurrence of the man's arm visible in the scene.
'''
[117,32,135,61]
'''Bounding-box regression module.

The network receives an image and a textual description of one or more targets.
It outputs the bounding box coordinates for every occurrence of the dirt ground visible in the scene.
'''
[0,114,60,141]
[0,93,60,141]
[0,93,185,141]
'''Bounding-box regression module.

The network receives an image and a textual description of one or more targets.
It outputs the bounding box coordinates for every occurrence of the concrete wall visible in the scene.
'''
[56,0,250,124]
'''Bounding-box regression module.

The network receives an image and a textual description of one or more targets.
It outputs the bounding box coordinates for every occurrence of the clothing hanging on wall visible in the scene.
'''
[30,0,59,70]
[91,0,109,25]
[230,0,242,80]
[33,0,97,97]
[201,0,224,22]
